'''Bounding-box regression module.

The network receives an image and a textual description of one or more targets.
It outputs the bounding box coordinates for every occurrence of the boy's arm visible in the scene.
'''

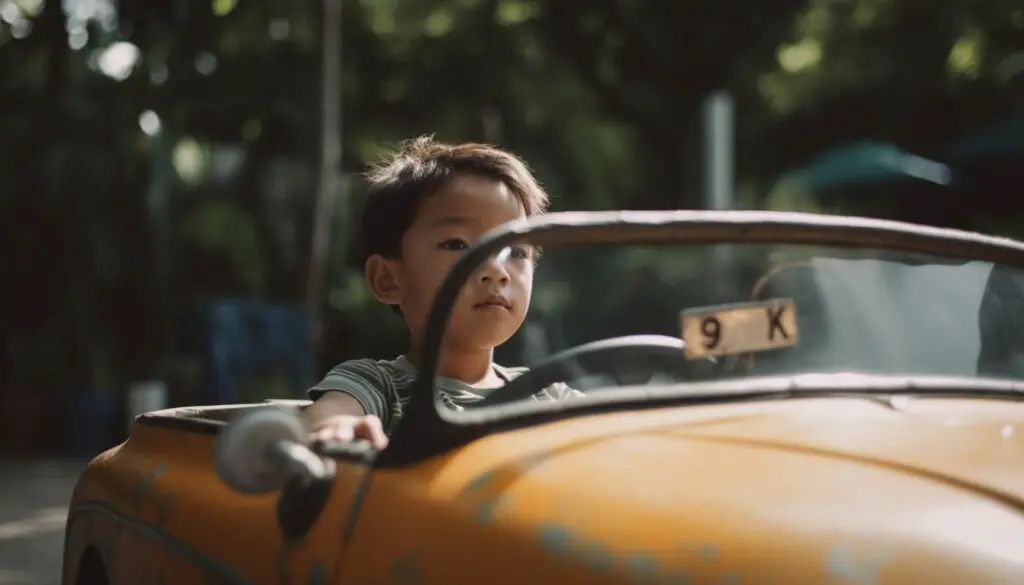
[304,393,388,448]
[303,360,396,449]
[306,360,393,423]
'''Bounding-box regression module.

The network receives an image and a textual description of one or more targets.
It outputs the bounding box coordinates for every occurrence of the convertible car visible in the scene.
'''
[63,210,1024,585]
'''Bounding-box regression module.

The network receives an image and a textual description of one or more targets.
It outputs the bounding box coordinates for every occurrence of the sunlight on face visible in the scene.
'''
[396,175,533,351]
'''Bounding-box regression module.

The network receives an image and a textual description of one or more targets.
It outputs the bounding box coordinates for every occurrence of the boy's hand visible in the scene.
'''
[310,414,389,450]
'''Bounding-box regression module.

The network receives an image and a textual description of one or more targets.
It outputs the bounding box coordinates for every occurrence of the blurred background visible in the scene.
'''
[1,2,1023,580]
[1,0,1023,461]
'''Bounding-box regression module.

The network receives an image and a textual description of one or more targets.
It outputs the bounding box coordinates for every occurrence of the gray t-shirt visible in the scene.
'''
[308,356,581,432]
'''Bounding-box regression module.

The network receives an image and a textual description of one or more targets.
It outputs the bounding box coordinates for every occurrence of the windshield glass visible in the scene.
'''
[429,239,1024,413]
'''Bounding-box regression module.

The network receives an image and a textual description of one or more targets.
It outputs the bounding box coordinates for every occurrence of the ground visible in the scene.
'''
[0,459,85,585]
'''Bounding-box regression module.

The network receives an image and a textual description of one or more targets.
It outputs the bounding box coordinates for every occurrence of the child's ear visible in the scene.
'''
[365,254,402,307]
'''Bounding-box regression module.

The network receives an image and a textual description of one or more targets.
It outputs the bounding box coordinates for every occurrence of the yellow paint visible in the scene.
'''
[64,423,366,585]
[66,396,1024,584]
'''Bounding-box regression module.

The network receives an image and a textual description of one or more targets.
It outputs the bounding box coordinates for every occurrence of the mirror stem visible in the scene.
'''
[267,440,328,483]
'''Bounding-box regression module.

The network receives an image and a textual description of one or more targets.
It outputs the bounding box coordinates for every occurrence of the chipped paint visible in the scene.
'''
[463,468,516,525]
[538,524,573,554]
[154,490,178,527]
[533,526,746,583]
[461,470,496,494]
[306,561,328,585]
[699,544,717,559]
[461,457,563,526]
[625,553,659,581]
[124,458,177,527]
[474,496,507,524]
[537,524,666,581]
[576,539,614,573]
[460,451,553,497]
[826,544,893,585]
[131,463,168,513]
[390,551,422,585]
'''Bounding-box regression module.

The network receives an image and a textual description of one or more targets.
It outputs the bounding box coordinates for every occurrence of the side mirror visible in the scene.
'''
[213,406,329,495]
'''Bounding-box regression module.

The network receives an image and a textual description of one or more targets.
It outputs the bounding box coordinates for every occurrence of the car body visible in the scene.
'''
[63,210,1024,585]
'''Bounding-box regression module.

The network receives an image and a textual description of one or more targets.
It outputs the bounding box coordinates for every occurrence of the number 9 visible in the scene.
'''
[701,316,721,349]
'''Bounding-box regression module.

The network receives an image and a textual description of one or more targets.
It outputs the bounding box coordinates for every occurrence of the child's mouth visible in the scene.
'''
[474,295,511,310]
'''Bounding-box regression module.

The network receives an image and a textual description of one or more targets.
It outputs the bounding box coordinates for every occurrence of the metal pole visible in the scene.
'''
[702,91,736,292]
[702,90,735,211]
[307,0,343,348]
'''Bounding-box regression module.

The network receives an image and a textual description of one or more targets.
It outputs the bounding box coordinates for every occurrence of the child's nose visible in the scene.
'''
[478,252,511,284]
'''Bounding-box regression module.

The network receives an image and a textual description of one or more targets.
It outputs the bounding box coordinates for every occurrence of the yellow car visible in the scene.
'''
[64,210,1024,585]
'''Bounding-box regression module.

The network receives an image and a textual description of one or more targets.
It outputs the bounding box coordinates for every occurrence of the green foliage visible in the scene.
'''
[180,199,266,295]
[0,0,1020,391]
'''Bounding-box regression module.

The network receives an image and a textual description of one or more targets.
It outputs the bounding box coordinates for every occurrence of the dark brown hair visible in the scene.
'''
[358,135,549,263]
[356,135,549,315]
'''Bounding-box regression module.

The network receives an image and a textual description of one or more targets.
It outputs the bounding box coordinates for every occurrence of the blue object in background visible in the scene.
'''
[191,299,313,404]
[787,141,954,192]
[64,387,117,457]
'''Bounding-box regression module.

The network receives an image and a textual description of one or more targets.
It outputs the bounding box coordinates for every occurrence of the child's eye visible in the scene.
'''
[438,238,470,251]
[509,246,532,260]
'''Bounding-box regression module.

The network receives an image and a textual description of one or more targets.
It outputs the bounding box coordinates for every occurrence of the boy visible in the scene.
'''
[304,136,580,449]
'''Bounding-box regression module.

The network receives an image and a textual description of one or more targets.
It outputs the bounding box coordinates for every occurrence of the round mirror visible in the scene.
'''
[213,406,308,495]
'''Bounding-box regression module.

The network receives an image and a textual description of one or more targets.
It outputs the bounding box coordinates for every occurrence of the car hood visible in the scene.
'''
[421,395,1024,583]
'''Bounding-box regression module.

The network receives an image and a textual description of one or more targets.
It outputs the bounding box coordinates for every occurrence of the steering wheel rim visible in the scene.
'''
[472,335,715,408]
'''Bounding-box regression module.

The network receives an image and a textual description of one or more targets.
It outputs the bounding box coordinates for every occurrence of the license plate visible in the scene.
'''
[681,299,799,360]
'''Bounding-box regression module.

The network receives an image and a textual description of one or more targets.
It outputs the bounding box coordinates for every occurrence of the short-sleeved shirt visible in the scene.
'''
[308,356,581,432]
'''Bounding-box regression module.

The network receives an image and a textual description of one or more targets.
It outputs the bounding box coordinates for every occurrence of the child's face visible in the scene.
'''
[390,174,534,352]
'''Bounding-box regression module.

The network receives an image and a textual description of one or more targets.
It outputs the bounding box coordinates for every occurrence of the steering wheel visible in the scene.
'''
[473,335,717,408]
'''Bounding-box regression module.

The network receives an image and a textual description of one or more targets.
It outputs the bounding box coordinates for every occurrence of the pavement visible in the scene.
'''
[0,459,87,585]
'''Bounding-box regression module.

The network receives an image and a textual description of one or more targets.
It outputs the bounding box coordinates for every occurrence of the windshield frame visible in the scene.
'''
[376,210,1024,467]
